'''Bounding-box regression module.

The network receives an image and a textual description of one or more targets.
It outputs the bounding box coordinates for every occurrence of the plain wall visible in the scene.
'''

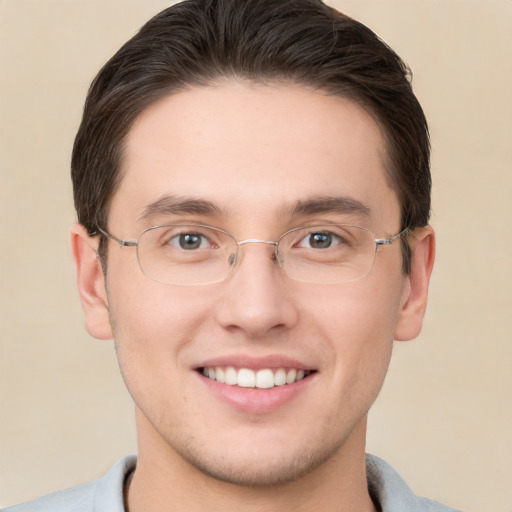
[1,1,511,511]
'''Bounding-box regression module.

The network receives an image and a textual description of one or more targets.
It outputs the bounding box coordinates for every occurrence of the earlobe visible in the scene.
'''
[394,226,436,341]
[69,224,113,340]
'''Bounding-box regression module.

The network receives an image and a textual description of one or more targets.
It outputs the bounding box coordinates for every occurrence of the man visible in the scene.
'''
[5,0,460,510]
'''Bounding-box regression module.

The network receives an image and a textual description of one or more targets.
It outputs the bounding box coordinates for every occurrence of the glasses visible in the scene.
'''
[98,223,407,286]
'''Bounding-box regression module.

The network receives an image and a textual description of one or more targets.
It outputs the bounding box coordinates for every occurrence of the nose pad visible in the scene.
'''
[274,248,283,266]
[227,241,280,277]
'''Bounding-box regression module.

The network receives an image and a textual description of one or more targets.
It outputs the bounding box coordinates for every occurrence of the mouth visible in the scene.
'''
[197,366,316,389]
[195,357,318,414]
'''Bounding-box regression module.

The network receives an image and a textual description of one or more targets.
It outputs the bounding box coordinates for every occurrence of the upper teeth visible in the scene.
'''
[202,367,308,389]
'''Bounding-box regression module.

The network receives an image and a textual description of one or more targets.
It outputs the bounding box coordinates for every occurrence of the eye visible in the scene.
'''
[168,232,212,250]
[297,231,341,249]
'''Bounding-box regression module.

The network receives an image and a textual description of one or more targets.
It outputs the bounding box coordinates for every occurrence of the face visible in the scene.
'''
[73,81,432,486]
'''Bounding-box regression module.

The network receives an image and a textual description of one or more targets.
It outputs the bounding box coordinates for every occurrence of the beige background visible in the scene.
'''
[1,1,511,510]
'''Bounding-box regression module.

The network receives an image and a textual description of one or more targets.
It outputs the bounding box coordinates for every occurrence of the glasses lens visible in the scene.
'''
[136,225,237,285]
[278,225,377,284]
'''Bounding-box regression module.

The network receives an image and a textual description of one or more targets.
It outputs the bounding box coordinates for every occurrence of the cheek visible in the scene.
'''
[106,245,215,344]
[303,273,404,391]
[306,273,403,342]
[106,278,215,397]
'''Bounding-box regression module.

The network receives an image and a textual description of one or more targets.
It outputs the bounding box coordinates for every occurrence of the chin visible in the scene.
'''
[170,424,352,488]
[184,449,331,487]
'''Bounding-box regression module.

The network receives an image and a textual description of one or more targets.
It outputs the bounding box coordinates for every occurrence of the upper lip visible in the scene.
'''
[194,354,316,371]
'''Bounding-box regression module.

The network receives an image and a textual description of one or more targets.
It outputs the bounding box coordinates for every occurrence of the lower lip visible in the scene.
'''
[197,372,316,415]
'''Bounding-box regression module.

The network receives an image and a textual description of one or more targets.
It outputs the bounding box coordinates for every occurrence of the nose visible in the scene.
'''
[214,241,299,339]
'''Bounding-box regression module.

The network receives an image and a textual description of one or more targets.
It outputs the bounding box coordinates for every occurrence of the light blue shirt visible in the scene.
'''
[3,454,462,511]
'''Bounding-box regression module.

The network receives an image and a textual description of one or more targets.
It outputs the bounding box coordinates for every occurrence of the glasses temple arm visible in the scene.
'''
[96,227,137,247]
[375,227,410,246]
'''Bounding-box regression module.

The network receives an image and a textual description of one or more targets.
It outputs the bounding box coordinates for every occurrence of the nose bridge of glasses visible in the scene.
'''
[231,239,281,269]
[236,239,279,247]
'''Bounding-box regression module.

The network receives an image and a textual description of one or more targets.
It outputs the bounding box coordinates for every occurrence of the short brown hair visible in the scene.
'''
[72,0,430,272]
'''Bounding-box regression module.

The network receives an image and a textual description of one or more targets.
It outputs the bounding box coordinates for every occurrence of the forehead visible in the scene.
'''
[111,81,400,233]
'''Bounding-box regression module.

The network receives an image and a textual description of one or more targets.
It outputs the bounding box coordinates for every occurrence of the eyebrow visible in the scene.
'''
[139,195,227,222]
[139,194,371,223]
[283,196,371,218]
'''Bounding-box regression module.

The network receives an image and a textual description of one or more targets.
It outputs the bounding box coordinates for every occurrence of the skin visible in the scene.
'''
[70,81,435,512]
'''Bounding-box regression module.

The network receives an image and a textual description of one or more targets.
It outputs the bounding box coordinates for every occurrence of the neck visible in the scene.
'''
[126,413,377,512]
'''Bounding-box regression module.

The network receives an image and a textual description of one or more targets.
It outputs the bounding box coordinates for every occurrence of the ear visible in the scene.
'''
[394,226,436,341]
[69,224,113,340]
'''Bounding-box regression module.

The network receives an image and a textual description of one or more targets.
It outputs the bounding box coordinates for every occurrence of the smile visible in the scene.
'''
[200,366,313,389]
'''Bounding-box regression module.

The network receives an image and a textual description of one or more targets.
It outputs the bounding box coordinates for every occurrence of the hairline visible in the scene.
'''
[101,76,401,229]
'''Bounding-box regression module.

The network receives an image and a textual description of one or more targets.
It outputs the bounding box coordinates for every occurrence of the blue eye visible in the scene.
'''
[169,232,210,250]
[298,232,341,249]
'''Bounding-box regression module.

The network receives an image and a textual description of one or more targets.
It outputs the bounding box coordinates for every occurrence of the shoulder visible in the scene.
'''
[3,455,136,512]
[366,453,463,512]
[2,480,98,512]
